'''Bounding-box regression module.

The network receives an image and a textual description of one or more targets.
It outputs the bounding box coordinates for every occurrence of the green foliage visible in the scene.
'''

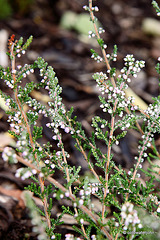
[0,0,34,19]
[32,126,43,141]
[97,38,104,48]
[26,182,42,198]
[0,1,160,240]
[23,191,48,240]
[0,0,12,19]
[152,0,160,15]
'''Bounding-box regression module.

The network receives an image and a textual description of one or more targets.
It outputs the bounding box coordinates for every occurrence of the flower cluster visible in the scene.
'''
[46,120,73,140]
[26,98,47,118]
[83,5,99,12]
[15,167,37,180]
[2,64,34,90]
[93,71,108,94]
[77,182,101,210]
[2,70,14,89]
[16,130,31,157]
[91,51,104,63]
[149,194,160,213]
[15,44,26,58]
[98,86,135,117]
[93,55,145,121]
[98,27,105,34]
[79,182,100,197]
[1,1,160,239]
[134,128,154,170]
[2,146,17,163]
[35,63,74,140]
[7,111,24,134]
[88,30,96,38]
[115,112,139,131]
[121,202,142,231]
[106,53,117,62]
[144,103,160,129]
[118,55,145,82]
[16,63,34,81]
[65,234,82,240]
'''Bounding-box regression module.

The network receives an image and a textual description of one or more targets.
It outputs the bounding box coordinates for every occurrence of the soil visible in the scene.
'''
[0,0,160,239]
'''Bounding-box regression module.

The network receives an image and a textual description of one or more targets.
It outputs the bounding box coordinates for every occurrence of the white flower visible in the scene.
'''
[126,123,130,128]
[60,194,64,199]
[83,5,88,10]
[65,192,70,197]
[32,169,37,174]
[79,199,84,205]
[147,142,151,147]
[115,140,119,145]
[45,160,49,164]
[51,164,55,169]
[64,127,70,133]
[94,6,99,11]
[80,218,84,224]
[108,109,112,114]
[157,207,160,212]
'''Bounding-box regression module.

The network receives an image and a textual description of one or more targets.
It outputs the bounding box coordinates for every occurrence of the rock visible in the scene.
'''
[60,11,101,36]
[0,29,8,67]
[142,18,160,36]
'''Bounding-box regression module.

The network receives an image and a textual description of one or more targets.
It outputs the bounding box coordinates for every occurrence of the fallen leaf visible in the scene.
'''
[0,132,15,148]
[125,87,148,110]
[0,186,25,209]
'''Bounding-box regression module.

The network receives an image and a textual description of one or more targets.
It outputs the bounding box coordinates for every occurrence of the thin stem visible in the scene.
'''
[132,130,153,182]
[75,137,102,183]
[89,0,116,88]
[10,44,51,229]
[56,133,81,225]
[81,224,89,240]
[9,151,113,240]
[126,126,154,203]
[88,0,118,222]
[57,134,72,194]
[76,132,121,173]
[102,100,117,221]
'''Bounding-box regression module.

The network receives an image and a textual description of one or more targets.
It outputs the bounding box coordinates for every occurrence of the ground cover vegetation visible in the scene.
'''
[0,0,160,239]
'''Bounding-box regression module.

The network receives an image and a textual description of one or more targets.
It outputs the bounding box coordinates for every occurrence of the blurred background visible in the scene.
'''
[0,0,160,239]
[0,0,159,164]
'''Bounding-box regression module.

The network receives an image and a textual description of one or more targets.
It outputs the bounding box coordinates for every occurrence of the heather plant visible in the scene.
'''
[0,0,160,239]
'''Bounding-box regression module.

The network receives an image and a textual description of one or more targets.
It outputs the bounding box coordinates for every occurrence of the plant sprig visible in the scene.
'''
[0,1,160,239]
